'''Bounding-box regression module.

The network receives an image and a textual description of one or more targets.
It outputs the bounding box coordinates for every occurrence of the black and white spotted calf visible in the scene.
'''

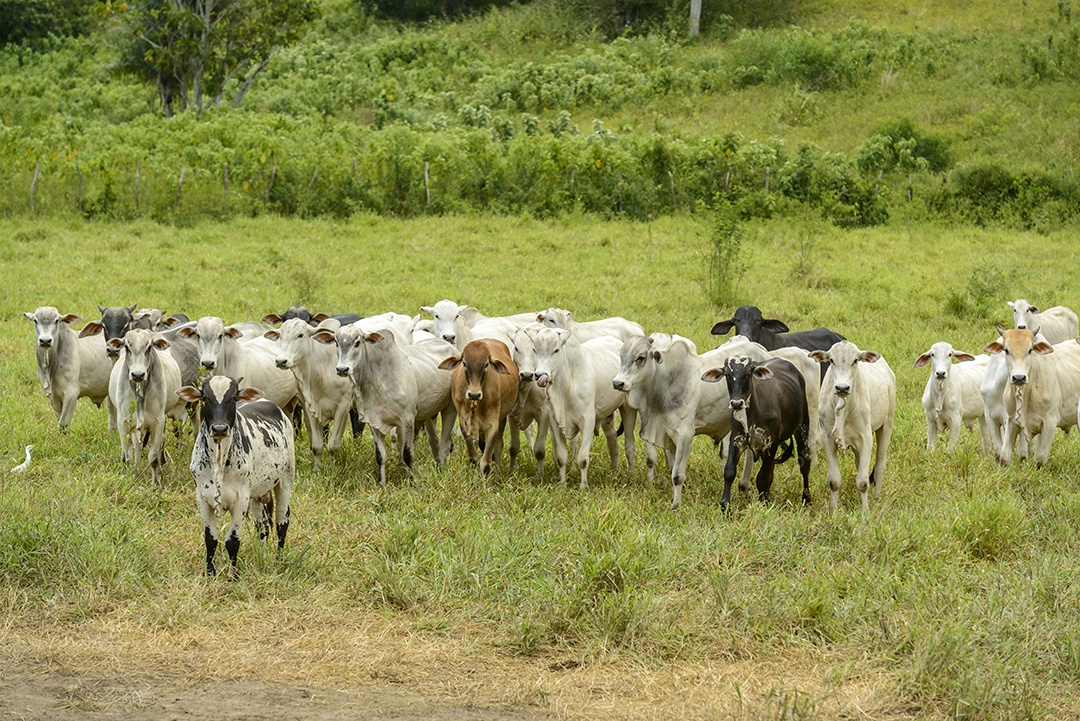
[701,356,812,509]
[177,376,295,577]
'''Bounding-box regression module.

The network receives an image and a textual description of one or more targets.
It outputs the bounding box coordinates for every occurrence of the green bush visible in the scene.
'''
[857,118,951,174]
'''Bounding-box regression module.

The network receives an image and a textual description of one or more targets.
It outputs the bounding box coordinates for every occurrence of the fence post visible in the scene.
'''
[617,170,623,213]
[874,168,883,194]
[668,169,676,207]
[907,173,913,202]
[30,162,41,213]
[77,165,83,213]
[424,160,431,206]
[266,165,277,203]
[134,160,141,210]
[309,166,318,189]
[764,166,770,193]
[223,163,229,200]
[176,167,186,209]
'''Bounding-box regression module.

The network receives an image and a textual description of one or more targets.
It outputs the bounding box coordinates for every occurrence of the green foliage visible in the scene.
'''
[705,199,744,305]
[929,164,1080,230]
[953,495,1025,561]
[0,0,98,45]
[856,117,951,174]
[944,263,1008,321]
[358,0,524,23]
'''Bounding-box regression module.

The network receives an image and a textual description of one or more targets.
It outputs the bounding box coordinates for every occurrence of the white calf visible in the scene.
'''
[914,342,990,452]
[809,341,896,511]
[1009,299,1078,344]
[535,307,644,343]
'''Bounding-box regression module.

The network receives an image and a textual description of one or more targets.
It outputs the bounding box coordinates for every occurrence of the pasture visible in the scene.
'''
[3,212,1080,719]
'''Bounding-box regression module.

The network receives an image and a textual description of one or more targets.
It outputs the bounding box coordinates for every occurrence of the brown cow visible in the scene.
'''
[439,339,520,475]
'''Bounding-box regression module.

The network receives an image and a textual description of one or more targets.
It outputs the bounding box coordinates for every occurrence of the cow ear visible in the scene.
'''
[808,350,830,364]
[238,387,264,403]
[913,352,932,368]
[1029,305,1041,314]
[79,321,104,338]
[438,356,462,371]
[490,358,512,375]
[60,314,81,325]
[710,319,735,335]
[312,330,336,345]
[1033,341,1054,355]
[954,352,976,363]
[162,315,182,329]
[224,326,243,340]
[996,325,1008,337]
[107,338,124,352]
[176,385,202,403]
[1007,301,1016,311]
[24,312,36,322]
[984,340,1004,354]
[700,368,723,383]
[126,303,138,314]
[421,306,435,315]
[152,337,171,351]
[459,307,483,327]
[264,330,280,342]
[752,365,774,380]
[652,350,662,364]
[177,326,196,339]
[858,350,881,363]
[761,319,790,334]
[365,332,384,344]
[310,313,330,325]
[262,313,283,325]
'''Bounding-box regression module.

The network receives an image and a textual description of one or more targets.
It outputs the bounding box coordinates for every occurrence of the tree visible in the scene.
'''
[115,0,318,117]
[0,0,98,46]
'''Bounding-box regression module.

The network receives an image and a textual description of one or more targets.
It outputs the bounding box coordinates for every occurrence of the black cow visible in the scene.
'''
[711,305,845,352]
[702,357,812,509]
[262,306,363,327]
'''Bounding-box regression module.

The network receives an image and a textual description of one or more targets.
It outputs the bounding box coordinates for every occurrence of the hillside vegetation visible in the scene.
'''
[1,0,1079,227]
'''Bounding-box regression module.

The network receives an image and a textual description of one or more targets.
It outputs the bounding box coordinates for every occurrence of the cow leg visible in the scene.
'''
[619,405,637,472]
[371,428,389,486]
[925,414,938,451]
[327,403,351,456]
[224,511,243,580]
[755,450,777,502]
[821,431,843,511]
[738,449,755,494]
[533,412,550,480]
[1033,421,1057,467]
[796,424,812,505]
[579,417,599,490]
[107,396,118,432]
[873,420,893,500]
[250,496,270,542]
[198,495,219,577]
[400,419,416,472]
[273,483,291,551]
[506,416,519,472]
[437,406,456,465]
[58,393,78,432]
[551,425,569,485]
[719,436,742,510]
[147,423,166,485]
[306,403,325,472]
[600,414,618,470]
[350,408,364,438]
[999,417,1020,466]
[645,440,657,483]
[671,435,695,509]
[853,433,875,512]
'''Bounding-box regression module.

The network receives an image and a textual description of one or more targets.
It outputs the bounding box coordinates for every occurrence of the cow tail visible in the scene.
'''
[776,438,795,463]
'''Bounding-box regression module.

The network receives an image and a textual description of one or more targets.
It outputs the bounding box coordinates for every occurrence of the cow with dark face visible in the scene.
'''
[177,376,295,577]
[711,306,845,382]
[702,356,812,509]
[262,306,363,327]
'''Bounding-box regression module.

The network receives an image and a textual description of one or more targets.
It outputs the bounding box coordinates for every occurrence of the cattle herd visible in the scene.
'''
[22,297,1080,576]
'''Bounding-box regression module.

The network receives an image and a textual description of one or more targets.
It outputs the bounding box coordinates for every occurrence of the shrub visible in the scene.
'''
[856,118,951,174]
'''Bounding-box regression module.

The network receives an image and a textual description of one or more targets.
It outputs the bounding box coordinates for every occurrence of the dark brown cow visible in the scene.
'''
[439,339,520,475]
[702,356,811,509]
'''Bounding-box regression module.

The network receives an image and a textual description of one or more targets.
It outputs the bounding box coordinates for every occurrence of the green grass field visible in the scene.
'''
[3,213,1080,719]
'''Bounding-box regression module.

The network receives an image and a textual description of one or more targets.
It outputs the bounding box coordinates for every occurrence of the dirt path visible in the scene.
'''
[1,662,547,721]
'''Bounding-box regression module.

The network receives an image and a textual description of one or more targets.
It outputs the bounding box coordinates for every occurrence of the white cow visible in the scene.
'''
[420,299,522,351]
[509,324,564,479]
[315,325,457,486]
[532,327,637,489]
[264,318,355,471]
[809,341,896,512]
[107,329,186,484]
[24,307,112,431]
[178,376,295,578]
[177,316,299,413]
[1009,299,1078,344]
[984,329,1080,467]
[914,342,990,452]
[612,335,771,508]
[535,307,644,343]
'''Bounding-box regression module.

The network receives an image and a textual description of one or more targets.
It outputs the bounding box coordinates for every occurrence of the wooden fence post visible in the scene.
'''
[223,163,229,201]
[176,167,186,209]
[424,160,431,206]
[30,162,41,213]
[134,160,141,210]
[764,166,771,193]
[76,165,83,212]
[668,169,676,207]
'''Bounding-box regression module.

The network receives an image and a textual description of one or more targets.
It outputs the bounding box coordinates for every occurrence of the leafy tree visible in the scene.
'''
[0,0,97,45]
[358,0,526,22]
[113,0,318,117]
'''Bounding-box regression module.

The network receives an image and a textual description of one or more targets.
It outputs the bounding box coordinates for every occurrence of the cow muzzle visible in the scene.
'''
[336,365,351,377]
[1011,374,1028,385]
[612,379,625,391]
[130,371,145,383]
[201,360,216,370]
[935,371,947,380]
[834,384,850,397]
[467,391,482,401]
[535,373,551,388]
[730,399,745,410]
[442,334,456,345]
[276,358,289,369]
[210,423,230,439]
[519,371,534,382]
[38,338,53,348]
